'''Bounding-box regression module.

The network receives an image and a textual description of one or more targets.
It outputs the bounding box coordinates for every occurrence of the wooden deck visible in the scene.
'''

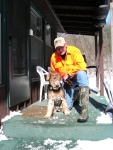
[0,93,113,149]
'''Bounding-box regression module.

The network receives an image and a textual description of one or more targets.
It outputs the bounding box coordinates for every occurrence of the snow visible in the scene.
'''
[88,74,113,124]
[0,111,22,141]
[73,138,113,150]
[44,139,72,149]
[0,75,113,149]
[96,111,112,124]
[7,138,113,150]
[0,125,8,141]
[1,110,22,122]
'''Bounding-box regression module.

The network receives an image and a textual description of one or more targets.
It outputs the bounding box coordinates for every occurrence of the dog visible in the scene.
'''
[44,71,70,119]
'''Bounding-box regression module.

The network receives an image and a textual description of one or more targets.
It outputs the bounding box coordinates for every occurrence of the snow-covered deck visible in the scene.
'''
[0,92,113,149]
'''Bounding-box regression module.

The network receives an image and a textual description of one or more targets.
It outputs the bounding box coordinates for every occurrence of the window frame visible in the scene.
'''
[30,7,42,39]
[44,20,52,46]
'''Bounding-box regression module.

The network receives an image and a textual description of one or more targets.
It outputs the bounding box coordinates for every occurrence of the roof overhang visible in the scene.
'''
[32,0,65,33]
[32,0,111,36]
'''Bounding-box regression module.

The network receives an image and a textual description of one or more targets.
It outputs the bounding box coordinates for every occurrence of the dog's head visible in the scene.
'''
[46,71,62,90]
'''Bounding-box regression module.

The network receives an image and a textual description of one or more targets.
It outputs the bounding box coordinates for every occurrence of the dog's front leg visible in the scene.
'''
[44,100,54,119]
[62,98,71,115]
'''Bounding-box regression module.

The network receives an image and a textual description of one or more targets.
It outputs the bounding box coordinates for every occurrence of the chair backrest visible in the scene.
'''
[48,67,51,72]
[36,66,48,83]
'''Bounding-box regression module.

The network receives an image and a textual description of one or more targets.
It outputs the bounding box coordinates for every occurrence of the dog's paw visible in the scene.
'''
[64,110,71,115]
[44,115,51,119]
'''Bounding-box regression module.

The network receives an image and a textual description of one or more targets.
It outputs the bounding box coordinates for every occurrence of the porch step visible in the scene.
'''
[90,87,100,94]
[1,94,113,149]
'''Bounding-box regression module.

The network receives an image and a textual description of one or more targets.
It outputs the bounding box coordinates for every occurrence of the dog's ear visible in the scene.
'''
[46,73,51,80]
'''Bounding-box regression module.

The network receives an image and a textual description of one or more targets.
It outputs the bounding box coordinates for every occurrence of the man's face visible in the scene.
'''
[56,44,67,55]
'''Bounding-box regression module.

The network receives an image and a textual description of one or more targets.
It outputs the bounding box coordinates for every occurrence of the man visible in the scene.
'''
[50,37,89,122]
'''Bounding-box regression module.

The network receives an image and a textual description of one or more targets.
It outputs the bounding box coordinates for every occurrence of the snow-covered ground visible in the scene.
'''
[0,74,113,149]
[0,111,22,142]
[23,138,113,150]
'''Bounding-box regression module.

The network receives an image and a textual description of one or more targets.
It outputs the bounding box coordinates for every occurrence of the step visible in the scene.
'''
[1,94,113,149]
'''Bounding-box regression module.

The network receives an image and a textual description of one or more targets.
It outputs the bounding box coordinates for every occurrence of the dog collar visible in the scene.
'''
[49,86,53,90]
[49,85,60,91]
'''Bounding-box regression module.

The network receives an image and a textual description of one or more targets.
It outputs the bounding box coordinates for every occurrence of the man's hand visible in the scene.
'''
[63,74,69,82]
[63,74,72,87]
[66,78,72,87]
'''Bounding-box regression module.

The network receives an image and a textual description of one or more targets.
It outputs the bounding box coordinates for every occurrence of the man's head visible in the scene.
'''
[54,37,67,56]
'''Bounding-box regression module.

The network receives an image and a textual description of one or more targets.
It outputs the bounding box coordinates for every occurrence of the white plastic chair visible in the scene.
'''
[36,66,49,102]
[48,67,51,72]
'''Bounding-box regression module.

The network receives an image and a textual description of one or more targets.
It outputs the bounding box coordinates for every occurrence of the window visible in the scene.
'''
[11,0,28,77]
[45,21,51,45]
[30,7,42,39]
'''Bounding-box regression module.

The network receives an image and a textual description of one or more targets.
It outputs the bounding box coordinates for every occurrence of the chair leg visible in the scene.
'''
[45,85,48,99]
[39,84,43,102]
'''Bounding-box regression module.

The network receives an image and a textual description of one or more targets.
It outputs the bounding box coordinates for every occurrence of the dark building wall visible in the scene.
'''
[0,87,7,125]
[0,0,56,125]
[0,0,8,124]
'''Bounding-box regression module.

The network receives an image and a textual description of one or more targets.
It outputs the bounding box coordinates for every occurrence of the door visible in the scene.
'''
[8,0,30,107]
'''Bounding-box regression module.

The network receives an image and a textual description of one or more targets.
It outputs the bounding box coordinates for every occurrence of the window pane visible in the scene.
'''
[12,0,27,77]
[45,22,51,45]
[30,8,42,39]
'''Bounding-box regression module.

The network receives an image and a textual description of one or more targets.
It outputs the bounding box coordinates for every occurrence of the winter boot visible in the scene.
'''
[73,88,80,105]
[77,86,89,122]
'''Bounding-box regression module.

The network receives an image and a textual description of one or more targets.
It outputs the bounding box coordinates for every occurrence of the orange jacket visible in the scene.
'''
[50,46,87,78]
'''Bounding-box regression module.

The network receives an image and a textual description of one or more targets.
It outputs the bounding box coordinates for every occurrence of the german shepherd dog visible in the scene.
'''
[44,71,70,119]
